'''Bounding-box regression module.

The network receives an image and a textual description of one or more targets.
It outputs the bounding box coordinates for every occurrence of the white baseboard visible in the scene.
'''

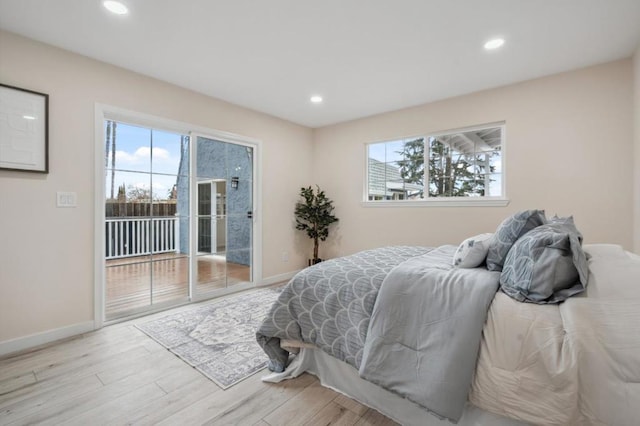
[259,270,300,287]
[0,321,96,358]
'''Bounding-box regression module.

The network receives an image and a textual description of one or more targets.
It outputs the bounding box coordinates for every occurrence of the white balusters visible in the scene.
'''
[105,217,178,259]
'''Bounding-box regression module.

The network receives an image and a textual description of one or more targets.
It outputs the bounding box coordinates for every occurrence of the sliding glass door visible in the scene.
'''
[104,122,190,319]
[103,120,254,321]
[194,136,253,297]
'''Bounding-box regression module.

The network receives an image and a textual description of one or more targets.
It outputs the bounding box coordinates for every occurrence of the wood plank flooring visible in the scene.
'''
[106,253,250,319]
[0,295,398,426]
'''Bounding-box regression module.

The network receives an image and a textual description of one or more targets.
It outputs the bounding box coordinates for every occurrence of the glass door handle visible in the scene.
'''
[247,211,253,219]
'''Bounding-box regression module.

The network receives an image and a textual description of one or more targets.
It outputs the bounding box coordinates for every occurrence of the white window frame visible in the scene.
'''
[362,122,509,207]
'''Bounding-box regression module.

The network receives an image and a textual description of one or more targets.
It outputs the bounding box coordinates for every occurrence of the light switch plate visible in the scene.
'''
[57,191,77,207]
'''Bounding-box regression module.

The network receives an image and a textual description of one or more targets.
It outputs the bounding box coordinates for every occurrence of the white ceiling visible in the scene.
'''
[1,0,639,128]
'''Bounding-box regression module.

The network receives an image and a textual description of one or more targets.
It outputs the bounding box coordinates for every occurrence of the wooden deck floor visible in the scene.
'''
[0,292,398,425]
[106,253,250,320]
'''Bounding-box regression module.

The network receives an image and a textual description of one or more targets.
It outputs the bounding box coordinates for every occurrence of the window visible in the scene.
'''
[104,120,191,320]
[365,123,505,205]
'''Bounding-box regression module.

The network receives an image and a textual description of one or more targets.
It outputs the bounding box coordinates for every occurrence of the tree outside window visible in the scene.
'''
[367,124,503,201]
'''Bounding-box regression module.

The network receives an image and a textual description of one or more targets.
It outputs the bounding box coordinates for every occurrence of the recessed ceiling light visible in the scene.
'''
[103,1,129,15]
[484,38,505,50]
[23,115,36,120]
[310,95,323,104]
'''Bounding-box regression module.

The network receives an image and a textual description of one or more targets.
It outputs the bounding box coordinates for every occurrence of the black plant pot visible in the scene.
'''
[309,258,323,266]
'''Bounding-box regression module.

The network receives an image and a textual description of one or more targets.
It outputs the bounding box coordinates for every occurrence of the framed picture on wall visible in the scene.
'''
[0,83,49,173]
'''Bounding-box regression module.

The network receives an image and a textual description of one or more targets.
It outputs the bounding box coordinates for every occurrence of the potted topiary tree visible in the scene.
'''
[294,186,339,265]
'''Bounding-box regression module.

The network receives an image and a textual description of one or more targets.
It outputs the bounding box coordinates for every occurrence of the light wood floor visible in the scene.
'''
[0,294,398,426]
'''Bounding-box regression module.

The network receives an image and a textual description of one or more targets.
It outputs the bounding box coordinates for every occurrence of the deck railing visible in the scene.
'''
[106,217,179,259]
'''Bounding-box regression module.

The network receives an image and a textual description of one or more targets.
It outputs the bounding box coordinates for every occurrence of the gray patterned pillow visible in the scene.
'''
[486,210,547,271]
[499,216,588,304]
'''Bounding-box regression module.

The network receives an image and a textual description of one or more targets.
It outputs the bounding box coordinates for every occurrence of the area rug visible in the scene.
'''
[136,287,281,389]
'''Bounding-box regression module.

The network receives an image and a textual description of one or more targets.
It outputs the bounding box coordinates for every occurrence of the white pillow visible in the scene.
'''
[453,233,494,268]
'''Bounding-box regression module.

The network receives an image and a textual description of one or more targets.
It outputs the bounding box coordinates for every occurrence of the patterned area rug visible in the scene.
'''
[136,287,281,389]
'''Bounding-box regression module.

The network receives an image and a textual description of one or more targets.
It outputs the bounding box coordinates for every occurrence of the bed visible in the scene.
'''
[256,211,640,425]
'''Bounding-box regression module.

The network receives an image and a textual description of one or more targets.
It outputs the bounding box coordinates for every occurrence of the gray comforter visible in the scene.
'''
[256,245,500,422]
[359,245,500,421]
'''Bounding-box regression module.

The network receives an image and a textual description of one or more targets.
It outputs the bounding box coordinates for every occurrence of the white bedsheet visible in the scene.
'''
[470,244,640,425]
[470,291,576,424]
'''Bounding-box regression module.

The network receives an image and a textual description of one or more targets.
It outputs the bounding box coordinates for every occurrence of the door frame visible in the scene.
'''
[94,104,263,328]
[197,179,223,254]
[197,179,227,254]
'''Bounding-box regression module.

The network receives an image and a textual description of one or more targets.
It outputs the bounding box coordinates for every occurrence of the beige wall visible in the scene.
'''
[634,43,640,253]
[313,60,634,259]
[1,28,636,350]
[0,31,313,343]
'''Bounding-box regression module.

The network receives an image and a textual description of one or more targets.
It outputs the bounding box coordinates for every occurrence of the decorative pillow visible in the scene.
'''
[486,210,547,271]
[499,216,589,304]
[453,233,494,268]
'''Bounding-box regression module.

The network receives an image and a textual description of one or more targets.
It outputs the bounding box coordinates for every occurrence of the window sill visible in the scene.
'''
[361,198,510,208]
